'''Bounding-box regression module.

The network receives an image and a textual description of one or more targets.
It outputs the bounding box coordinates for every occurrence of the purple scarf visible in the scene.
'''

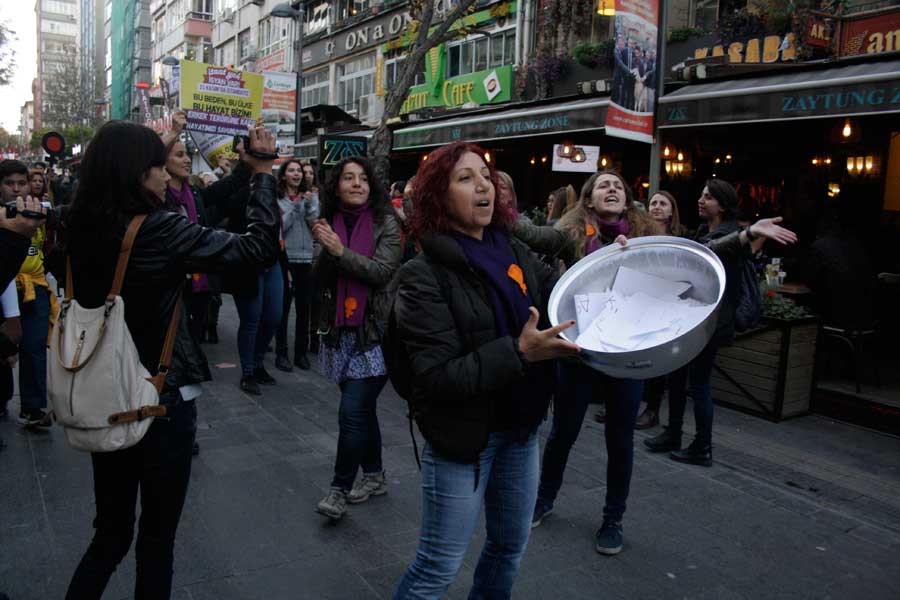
[167,183,209,293]
[451,227,532,337]
[332,202,374,328]
[585,217,630,256]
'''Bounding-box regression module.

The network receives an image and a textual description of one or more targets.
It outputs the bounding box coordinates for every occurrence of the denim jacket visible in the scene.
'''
[278,192,319,264]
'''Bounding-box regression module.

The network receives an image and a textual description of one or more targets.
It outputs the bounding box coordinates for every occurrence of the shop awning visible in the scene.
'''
[392,98,609,150]
[658,59,900,128]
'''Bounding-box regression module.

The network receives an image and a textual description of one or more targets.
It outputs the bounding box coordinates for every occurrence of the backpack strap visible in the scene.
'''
[108,214,147,300]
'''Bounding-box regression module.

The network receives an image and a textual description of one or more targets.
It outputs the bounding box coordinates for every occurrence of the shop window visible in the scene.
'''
[383,57,426,89]
[305,1,331,35]
[337,54,375,113]
[448,29,516,78]
[238,29,252,60]
[302,69,330,108]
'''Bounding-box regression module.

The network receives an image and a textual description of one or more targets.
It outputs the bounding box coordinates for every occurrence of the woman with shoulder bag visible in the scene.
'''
[62,121,279,600]
[311,156,401,520]
[644,179,796,465]
[392,142,579,598]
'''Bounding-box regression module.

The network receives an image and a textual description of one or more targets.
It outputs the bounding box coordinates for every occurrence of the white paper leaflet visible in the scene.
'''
[574,267,711,352]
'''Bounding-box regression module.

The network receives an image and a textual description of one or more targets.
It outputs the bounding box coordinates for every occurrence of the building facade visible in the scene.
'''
[110,0,152,120]
[35,0,80,129]
[79,0,107,119]
[20,101,35,146]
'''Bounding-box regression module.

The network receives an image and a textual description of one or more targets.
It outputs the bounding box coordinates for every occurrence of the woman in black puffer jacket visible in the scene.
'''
[391,142,579,599]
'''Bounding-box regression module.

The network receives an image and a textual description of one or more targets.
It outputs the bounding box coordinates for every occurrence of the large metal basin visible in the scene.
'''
[548,236,726,379]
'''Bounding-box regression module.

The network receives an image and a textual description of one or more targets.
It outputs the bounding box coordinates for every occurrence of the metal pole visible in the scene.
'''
[648,0,668,194]
[294,12,304,148]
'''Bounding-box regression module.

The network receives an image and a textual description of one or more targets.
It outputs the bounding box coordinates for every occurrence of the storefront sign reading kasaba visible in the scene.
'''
[180,60,264,166]
[605,0,660,143]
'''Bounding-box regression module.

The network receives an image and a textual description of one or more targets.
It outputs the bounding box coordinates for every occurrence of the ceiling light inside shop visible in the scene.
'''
[842,121,852,138]
[484,151,492,163]
[597,0,615,16]
[663,146,670,157]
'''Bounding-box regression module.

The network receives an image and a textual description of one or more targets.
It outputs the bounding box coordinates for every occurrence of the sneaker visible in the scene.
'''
[240,376,261,396]
[595,519,623,555]
[669,439,713,467]
[18,409,51,428]
[634,409,658,430]
[531,499,554,528]
[253,367,277,385]
[347,472,387,504]
[316,488,348,519]
[643,427,682,453]
[275,355,293,372]
[294,355,311,370]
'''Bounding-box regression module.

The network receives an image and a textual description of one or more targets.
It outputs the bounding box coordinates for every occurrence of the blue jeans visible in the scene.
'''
[394,432,539,600]
[234,268,283,377]
[667,341,719,445]
[19,284,50,412]
[331,375,388,491]
[537,361,642,522]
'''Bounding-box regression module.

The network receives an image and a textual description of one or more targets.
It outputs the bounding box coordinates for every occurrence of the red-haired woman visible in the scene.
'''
[391,142,579,598]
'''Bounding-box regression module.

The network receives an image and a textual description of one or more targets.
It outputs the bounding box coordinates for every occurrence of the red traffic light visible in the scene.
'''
[42,131,66,156]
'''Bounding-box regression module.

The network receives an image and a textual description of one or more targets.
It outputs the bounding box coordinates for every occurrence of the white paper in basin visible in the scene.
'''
[611,266,692,299]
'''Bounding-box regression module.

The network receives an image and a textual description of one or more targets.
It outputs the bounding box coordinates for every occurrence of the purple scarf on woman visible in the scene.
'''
[332,201,374,328]
[585,217,630,256]
[166,183,209,293]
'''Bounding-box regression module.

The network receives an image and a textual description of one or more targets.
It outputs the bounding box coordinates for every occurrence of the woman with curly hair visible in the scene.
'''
[515,170,661,555]
[311,156,401,521]
[391,142,579,598]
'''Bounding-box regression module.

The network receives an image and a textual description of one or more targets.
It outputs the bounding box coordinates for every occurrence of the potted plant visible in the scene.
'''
[711,291,818,422]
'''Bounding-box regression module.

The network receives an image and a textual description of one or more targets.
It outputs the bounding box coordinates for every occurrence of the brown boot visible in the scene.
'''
[635,409,658,430]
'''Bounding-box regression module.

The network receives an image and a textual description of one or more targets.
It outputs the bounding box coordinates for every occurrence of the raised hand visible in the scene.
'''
[312,219,344,257]
[517,307,580,363]
[749,217,797,245]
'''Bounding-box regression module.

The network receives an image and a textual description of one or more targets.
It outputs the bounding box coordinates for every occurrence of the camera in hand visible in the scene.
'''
[232,134,251,153]
[5,201,52,219]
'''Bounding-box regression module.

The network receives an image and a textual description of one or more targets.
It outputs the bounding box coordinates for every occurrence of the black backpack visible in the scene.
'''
[734,259,763,332]
[383,259,451,467]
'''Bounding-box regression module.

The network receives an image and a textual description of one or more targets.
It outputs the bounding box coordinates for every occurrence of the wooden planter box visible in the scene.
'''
[710,317,818,421]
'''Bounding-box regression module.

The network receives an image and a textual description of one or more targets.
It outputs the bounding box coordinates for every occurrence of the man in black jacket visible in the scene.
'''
[0,195,48,449]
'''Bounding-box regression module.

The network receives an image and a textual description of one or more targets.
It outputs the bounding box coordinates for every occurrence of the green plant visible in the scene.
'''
[667,27,710,43]
[525,206,548,226]
[763,291,813,321]
[572,41,615,68]
[716,7,769,42]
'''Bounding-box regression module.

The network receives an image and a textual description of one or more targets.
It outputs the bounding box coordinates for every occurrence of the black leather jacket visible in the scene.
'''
[62,172,279,391]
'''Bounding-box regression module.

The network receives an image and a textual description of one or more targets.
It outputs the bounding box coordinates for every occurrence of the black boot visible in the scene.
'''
[644,427,682,453]
[670,439,712,466]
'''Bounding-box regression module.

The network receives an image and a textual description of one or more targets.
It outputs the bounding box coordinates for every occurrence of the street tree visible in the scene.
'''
[0,21,16,86]
[367,0,480,183]
[41,49,95,131]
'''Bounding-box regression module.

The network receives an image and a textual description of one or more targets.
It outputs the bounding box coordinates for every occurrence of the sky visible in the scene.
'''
[2,2,37,134]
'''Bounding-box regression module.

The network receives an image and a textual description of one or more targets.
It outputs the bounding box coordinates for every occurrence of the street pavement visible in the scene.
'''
[2,298,899,599]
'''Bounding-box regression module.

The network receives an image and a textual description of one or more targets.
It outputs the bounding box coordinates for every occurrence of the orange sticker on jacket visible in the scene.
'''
[507,264,527,296]
[585,223,596,237]
[344,296,358,319]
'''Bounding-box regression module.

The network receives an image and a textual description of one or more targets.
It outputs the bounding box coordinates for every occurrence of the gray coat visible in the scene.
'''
[279,192,319,264]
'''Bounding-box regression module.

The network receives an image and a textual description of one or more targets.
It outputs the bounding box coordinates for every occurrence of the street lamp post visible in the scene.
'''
[271,3,305,150]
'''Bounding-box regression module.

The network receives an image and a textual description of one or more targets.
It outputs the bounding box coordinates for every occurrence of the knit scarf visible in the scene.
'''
[332,202,374,328]
[167,183,209,293]
[585,217,630,256]
[451,227,531,337]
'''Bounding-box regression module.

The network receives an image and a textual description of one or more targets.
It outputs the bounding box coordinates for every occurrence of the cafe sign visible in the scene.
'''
[401,65,513,114]
[839,8,900,57]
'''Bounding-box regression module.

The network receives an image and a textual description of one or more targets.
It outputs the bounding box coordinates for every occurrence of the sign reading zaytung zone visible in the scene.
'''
[181,61,263,137]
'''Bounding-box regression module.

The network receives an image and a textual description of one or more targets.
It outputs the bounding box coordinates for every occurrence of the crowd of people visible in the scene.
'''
[0,113,799,599]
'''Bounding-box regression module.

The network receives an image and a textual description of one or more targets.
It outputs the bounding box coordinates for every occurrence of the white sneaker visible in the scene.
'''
[315,489,348,519]
[347,472,387,504]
